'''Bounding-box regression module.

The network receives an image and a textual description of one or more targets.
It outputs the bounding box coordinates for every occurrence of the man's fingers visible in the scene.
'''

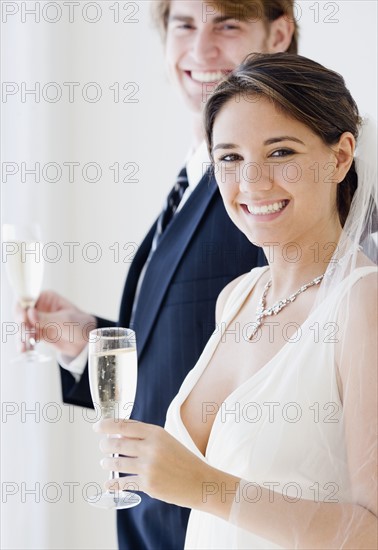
[26,307,38,324]
[25,307,65,346]
[15,302,28,324]
[34,290,66,312]
[26,308,50,338]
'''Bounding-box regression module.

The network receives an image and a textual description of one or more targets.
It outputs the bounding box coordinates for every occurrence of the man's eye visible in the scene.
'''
[177,23,194,30]
[221,24,240,30]
[168,22,193,31]
[270,149,295,158]
[216,18,242,31]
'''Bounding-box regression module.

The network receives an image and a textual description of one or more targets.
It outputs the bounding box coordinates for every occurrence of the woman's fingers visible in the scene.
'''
[104,476,140,493]
[101,455,139,475]
[99,435,142,457]
[94,418,214,507]
[94,418,152,439]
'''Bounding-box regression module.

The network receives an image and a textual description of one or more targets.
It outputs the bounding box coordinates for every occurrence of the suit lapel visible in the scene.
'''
[118,218,158,326]
[133,172,217,358]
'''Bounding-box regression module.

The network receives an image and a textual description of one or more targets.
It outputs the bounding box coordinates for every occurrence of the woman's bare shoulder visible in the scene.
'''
[215,267,266,323]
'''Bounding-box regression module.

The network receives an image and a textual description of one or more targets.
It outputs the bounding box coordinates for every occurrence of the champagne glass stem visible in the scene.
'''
[109,453,120,501]
[108,453,118,505]
[24,306,36,353]
[110,455,118,482]
[107,433,121,492]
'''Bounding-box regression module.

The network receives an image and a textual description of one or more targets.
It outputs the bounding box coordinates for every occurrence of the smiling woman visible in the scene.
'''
[205,53,360,232]
[96,53,377,550]
[210,97,350,249]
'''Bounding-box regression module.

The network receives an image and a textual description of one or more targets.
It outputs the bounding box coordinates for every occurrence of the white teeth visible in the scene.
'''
[191,71,225,83]
[247,201,287,215]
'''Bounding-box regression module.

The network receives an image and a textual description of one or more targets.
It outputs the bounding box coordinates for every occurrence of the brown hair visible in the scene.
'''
[152,1,298,54]
[204,53,361,226]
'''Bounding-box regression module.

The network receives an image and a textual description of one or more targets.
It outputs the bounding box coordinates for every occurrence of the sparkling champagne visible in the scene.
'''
[89,347,137,419]
[5,241,44,308]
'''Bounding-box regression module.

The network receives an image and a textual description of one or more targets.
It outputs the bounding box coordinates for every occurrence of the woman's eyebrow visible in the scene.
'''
[212,143,238,153]
[264,136,305,145]
[212,136,305,153]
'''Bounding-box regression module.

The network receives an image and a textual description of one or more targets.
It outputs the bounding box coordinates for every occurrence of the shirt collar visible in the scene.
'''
[186,141,211,190]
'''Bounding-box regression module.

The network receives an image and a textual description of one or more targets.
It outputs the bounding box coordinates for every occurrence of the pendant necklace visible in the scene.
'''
[249,274,325,340]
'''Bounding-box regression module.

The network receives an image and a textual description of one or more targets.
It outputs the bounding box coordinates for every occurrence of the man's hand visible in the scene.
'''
[18,290,97,358]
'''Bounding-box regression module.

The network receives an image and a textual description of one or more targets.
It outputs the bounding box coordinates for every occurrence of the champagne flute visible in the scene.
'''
[2,223,49,363]
[88,327,141,510]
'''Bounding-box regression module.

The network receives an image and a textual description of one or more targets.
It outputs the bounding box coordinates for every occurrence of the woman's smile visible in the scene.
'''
[212,97,341,246]
[241,199,290,219]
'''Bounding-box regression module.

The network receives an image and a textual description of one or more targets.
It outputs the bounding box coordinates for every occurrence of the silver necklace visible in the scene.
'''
[249,274,325,340]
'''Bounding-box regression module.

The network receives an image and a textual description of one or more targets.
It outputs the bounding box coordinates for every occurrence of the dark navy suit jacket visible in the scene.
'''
[60,170,266,550]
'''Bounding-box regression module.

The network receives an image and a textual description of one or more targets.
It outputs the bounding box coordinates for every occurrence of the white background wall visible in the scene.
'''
[1,1,377,549]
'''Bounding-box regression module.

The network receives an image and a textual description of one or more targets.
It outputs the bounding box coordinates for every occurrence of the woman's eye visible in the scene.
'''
[218,153,242,162]
[270,149,295,158]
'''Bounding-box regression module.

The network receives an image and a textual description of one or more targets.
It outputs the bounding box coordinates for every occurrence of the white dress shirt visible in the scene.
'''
[59,142,211,380]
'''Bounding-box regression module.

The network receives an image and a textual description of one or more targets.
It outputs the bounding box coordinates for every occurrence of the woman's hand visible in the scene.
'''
[94,418,216,509]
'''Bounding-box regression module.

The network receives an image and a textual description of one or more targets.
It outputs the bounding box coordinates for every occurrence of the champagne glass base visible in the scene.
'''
[87,490,141,510]
[11,350,51,364]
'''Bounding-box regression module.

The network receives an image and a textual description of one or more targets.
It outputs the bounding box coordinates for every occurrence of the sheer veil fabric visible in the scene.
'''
[165,118,377,549]
[226,116,378,549]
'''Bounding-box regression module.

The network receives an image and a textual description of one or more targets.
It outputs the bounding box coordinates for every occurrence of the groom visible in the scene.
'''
[28,1,297,548]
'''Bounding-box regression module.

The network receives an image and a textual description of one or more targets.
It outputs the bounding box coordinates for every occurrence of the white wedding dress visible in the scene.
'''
[165,265,377,549]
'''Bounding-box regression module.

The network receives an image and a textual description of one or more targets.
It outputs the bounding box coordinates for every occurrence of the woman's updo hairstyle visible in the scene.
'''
[205,53,362,227]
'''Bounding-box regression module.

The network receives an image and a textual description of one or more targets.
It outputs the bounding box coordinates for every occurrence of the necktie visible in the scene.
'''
[130,166,189,324]
[154,166,189,244]
[149,166,189,253]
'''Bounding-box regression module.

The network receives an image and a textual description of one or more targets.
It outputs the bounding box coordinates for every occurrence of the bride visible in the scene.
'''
[96,53,377,549]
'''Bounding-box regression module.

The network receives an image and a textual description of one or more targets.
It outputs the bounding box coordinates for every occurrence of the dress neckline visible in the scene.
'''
[178,267,273,458]
[177,265,377,459]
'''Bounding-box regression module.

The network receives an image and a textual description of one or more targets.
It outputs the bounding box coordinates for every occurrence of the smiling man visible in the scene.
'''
[160,0,297,145]
[29,1,297,549]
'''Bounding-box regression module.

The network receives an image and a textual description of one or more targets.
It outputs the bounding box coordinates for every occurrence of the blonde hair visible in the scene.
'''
[152,1,298,54]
